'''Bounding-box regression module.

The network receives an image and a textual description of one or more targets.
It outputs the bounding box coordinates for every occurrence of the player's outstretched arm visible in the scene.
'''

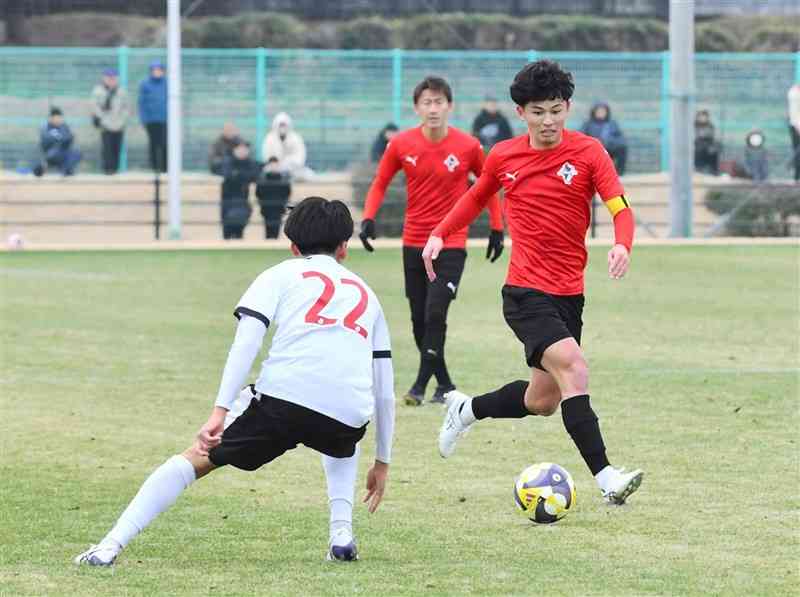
[361,141,402,252]
[366,311,395,513]
[201,314,266,456]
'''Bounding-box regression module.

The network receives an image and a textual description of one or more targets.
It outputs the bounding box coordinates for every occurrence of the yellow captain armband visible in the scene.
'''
[604,195,630,217]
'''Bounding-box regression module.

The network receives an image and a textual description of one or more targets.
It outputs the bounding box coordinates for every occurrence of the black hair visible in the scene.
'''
[283,196,353,256]
[413,76,453,104]
[49,107,63,116]
[266,156,279,164]
[509,60,574,107]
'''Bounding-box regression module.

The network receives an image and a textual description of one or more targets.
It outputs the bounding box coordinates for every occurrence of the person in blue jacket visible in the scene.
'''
[33,107,82,176]
[581,102,628,175]
[138,60,168,172]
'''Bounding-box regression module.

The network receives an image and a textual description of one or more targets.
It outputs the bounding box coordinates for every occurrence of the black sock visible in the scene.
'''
[412,353,435,391]
[561,394,610,476]
[434,359,454,390]
[471,380,530,419]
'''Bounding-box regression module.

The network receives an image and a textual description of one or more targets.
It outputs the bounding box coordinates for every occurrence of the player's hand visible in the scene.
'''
[608,244,630,280]
[363,460,389,513]
[359,218,376,252]
[486,229,504,263]
[422,235,444,282]
[195,407,226,456]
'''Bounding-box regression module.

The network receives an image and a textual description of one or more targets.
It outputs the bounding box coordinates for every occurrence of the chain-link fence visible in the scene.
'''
[1,48,798,177]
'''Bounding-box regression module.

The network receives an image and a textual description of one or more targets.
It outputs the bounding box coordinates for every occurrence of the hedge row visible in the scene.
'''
[704,185,800,237]
[17,12,798,51]
[181,13,800,52]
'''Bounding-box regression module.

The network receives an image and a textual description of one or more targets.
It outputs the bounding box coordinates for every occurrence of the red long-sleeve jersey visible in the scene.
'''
[363,126,503,248]
[432,129,634,295]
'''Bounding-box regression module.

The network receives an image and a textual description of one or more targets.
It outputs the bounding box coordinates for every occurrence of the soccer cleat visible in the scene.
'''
[74,544,119,567]
[602,468,644,505]
[403,386,424,406]
[326,528,359,562]
[438,390,474,458]
[430,385,455,405]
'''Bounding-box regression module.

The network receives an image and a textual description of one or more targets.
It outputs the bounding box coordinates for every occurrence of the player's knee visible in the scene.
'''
[181,446,215,478]
[525,392,561,416]
[563,356,589,392]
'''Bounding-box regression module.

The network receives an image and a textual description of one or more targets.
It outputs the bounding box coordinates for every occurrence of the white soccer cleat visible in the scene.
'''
[602,467,644,505]
[74,544,119,567]
[326,528,358,562]
[438,390,474,458]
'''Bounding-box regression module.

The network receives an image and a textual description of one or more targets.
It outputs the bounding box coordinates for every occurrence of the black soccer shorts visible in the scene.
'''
[402,246,467,304]
[208,395,367,471]
[502,285,585,371]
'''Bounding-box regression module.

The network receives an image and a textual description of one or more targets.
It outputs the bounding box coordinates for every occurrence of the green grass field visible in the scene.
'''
[1,245,798,596]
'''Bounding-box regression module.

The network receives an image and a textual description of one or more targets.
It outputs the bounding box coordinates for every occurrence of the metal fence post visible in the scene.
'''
[392,48,403,126]
[660,50,670,172]
[795,51,800,84]
[256,47,266,160]
[118,45,130,172]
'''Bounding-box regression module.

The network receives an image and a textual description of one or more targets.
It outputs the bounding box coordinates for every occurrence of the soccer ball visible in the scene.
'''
[6,233,24,250]
[514,462,576,524]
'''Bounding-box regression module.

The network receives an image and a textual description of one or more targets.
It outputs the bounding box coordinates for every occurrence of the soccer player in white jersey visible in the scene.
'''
[75,196,396,565]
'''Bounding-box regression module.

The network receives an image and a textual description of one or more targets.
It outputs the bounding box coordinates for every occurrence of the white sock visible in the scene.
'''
[103,455,196,549]
[594,465,617,492]
[322,447,359,540]
[459,399,477,425]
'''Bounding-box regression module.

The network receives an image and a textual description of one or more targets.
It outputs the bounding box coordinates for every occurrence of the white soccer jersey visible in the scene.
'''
[230,254,392,430]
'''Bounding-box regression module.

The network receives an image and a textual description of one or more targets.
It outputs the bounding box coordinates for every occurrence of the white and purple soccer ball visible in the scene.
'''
[514,462,576,524]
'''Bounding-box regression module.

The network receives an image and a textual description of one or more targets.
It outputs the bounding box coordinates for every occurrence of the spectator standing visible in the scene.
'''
[580,102,628,175]
[694,109,721,176]
[471,94,513,151]
[261,112,311,179]
[220,141,260,240]
[209,122,242,175]
[138,60,167,173]
[90,67,129,175]
[256,157,292,239]
[33,107,81,176]
[370,123,399,162]
[788,82,800,182]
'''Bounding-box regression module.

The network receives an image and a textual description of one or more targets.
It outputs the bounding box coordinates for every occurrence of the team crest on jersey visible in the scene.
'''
[557,161,578,185]
[443,153,460,172]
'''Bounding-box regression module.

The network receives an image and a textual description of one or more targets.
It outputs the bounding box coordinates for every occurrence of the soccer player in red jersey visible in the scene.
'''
[360,76,505,406]
[424,60,643,504]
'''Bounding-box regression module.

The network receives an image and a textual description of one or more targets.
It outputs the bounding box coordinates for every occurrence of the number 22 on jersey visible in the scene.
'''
[302,271,369,339]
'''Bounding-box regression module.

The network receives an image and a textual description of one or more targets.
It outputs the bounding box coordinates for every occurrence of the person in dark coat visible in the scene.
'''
[220,141,260,240]
[33,107,82,176]
[209,122,242,175]
[255,157,292,239]
[580,102,628,175]
[694,109,721,176]
[138,60,168,172]
[471,94,513,150]
[370,123,399,162]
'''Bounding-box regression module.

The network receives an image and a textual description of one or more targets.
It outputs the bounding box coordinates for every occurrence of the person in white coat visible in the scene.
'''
[261,112,313,180]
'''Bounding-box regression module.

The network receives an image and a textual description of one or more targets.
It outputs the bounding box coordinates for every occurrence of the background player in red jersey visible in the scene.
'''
[423,60,643,504]
[360,76,505,406]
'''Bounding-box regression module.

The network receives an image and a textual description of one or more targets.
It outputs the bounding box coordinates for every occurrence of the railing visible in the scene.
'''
[1,48,798,177]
